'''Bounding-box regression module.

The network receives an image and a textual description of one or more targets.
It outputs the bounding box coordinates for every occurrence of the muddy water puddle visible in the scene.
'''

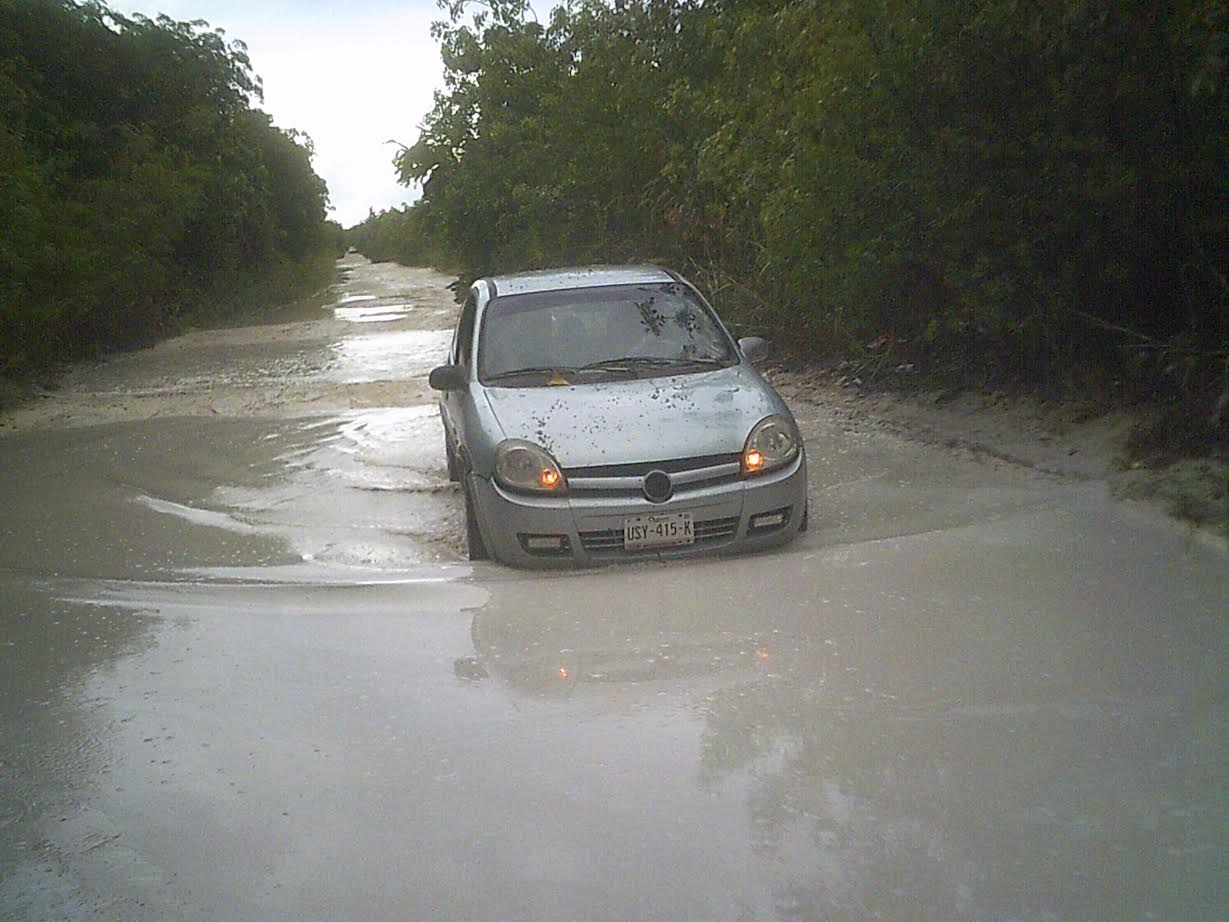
[2,257,1227,921]
[0,257,462,580]
[5,517,1226,920]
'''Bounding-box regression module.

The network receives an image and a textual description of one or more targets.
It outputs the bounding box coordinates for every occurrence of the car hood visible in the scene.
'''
[479,365,783,468]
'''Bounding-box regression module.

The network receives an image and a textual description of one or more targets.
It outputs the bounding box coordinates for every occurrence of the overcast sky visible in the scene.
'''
[115,0,444,227]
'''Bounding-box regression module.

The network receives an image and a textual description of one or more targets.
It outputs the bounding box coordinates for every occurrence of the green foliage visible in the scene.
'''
[0,0,333,379]
[347,204,449,269]
[396,0,695,284]
[389,0,1227,435]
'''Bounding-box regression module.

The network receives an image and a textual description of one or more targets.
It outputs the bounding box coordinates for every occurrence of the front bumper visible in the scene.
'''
[467,452,807,568]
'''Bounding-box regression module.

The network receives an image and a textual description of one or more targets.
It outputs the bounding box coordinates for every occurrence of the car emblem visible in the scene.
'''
[643,469,673,503]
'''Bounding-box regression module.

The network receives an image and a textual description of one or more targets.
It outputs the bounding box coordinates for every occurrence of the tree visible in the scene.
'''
[0,0,333,379]
[392,0,1227,420]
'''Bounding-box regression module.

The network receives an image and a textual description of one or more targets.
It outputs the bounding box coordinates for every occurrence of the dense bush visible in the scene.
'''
[372,0,1227,428]
[346,204,449,270]
[0,0,335,381]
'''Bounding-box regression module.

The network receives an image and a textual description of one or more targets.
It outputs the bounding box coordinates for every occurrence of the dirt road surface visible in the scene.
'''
[2,256,1226,921]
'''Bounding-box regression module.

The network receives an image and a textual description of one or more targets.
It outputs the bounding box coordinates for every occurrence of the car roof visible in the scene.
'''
[484,265,680,298]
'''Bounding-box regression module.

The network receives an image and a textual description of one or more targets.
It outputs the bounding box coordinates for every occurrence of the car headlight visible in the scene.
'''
[495,439,567,493]
[742,415,799,475]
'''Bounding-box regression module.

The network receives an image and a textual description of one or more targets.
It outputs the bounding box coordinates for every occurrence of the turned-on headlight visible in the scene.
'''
[495,439,567,493]
[742,415,799,475]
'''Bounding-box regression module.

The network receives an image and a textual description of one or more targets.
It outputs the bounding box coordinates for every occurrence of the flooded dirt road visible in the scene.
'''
[2,256,1226,921]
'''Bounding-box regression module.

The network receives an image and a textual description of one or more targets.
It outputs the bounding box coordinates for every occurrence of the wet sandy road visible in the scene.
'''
[1,257,1226,921]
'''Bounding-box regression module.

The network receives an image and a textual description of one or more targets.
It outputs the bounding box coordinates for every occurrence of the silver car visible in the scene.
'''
[428,265,807,567]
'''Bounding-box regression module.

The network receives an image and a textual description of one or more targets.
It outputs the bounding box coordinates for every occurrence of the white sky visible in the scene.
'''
[115,0,444,227]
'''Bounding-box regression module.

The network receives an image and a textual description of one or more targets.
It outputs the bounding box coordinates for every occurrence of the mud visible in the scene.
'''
[1,256,1226,921]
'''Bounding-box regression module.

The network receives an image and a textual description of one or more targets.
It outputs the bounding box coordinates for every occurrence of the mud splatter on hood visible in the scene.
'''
[479,365,786,467]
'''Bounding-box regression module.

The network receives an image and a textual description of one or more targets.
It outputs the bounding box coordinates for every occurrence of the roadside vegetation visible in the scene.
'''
[352,0,1227,484]
[0,0,344,401]
[347,202,448,271]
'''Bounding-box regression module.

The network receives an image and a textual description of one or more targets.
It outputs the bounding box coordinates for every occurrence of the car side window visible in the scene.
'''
[455,296,477,367]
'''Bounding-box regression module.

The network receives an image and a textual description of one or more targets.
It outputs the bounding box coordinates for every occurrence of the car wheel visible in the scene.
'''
[798,498,809,532]
[464,480,490,560]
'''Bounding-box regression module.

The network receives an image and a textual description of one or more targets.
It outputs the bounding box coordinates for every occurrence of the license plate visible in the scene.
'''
[624,512,694,550]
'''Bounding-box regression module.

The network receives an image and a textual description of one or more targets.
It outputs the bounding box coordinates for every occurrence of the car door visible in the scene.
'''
[440,292,479,470]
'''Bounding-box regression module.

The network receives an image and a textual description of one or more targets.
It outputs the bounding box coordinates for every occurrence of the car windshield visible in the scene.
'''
[477,283,736,385]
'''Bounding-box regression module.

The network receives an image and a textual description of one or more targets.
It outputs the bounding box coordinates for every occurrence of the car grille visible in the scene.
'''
[565,452,742,498]
[578,515,741,555]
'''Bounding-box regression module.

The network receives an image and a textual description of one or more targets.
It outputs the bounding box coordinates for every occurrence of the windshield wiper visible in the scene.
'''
[577,356,727,376]
[577,356,682,374]
[483,365,572,383]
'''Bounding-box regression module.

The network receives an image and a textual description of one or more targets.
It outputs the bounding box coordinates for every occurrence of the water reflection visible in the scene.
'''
[324,328,451,384]
[462,563,776,698]
[333,302,417,324]
[461,536,1229,920]
[0,582,157,909]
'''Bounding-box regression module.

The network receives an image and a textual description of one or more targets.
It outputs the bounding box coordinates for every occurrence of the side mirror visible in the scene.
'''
[738,336,768,364]
[428,364,467,391]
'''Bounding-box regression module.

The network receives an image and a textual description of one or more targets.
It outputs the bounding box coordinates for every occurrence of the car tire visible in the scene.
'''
[798,498,809,533]
[464,480,490,561]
